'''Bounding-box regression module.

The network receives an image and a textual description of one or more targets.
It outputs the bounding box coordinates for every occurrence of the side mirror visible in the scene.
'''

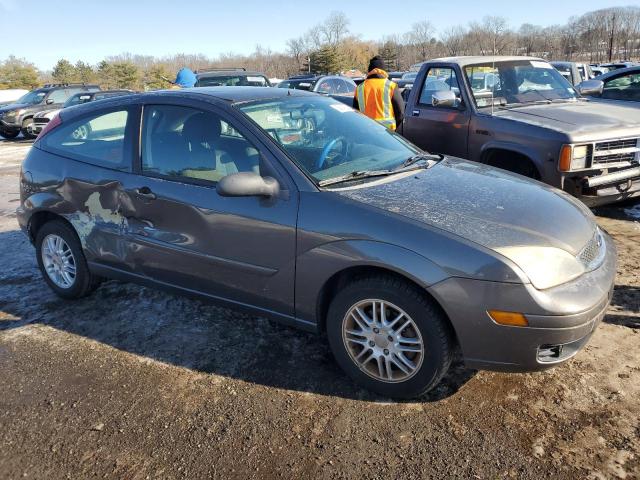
[46,98,55,105]
[432,90,458,108]
[577,80,604,97]
[216,172,279,198]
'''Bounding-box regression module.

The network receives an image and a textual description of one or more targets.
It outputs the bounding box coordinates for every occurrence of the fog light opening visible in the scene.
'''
[537,344,563,362]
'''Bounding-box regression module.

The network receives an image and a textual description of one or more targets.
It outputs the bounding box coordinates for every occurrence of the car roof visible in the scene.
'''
[597,65,640,79]
[551,61,573,67]
[428,56,546,67]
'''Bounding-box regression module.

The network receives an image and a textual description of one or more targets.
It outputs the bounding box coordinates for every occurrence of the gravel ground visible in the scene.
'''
[0,138,638,479]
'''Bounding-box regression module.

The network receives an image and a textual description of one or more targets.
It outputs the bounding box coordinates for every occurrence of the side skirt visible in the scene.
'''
[88,262,318,333]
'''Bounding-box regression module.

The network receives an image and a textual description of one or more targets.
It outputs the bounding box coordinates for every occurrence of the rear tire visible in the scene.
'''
[35,220,100,299]
[0,129,19,139]
[326,275,454,399]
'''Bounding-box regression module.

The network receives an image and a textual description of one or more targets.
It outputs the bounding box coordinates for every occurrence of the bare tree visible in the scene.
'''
[321,11,350,46]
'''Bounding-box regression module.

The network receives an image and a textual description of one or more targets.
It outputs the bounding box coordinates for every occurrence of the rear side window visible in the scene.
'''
[40,108,132,171]
[47,89,70,104]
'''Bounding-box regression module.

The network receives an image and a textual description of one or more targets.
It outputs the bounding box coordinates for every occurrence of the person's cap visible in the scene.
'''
[368,56,386,72]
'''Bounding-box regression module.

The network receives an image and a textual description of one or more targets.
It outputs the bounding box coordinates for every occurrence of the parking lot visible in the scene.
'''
[0,138,638,479]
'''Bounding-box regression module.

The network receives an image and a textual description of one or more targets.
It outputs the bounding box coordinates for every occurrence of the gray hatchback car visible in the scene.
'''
[17,88,616,399]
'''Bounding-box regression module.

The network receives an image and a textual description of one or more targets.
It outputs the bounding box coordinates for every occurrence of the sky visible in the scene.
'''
[1,0,638,70]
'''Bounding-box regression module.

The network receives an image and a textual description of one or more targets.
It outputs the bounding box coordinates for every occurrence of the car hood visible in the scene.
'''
[0,102,31,114]
[492,100,640,140]
[336,158,596,255]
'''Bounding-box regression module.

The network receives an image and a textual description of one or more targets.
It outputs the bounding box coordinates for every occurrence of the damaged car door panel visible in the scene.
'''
[18,89,617,399]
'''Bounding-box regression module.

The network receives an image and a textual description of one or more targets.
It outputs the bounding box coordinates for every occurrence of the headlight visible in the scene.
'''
[559,144,590,171]
[495,246,585,290]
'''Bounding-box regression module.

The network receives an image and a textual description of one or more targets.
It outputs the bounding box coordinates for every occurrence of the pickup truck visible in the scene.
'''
[398,56,640,206]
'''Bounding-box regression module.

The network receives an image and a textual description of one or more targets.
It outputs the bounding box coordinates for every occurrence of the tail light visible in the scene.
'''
[37,113,62,139]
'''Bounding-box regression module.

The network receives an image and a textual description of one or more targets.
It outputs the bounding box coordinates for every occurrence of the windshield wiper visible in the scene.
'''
[319,170,397,187]
[396,152,443,170]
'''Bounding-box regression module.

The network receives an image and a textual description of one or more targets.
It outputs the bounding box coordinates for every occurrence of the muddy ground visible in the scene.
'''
[0,138,638,480]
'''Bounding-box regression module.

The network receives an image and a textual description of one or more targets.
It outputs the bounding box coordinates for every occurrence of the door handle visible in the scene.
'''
[412,110,420,116]
[134,186,156,200]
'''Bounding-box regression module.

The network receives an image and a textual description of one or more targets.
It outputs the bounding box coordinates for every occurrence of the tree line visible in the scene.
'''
[1,6,638,91]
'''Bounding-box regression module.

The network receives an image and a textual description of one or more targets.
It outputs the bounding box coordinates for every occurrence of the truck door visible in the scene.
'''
[402,66,470,158]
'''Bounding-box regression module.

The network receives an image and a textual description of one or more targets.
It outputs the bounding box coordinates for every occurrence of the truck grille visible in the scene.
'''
[592,138,639,167]
[578,228,605,271]
[33,117,50,124]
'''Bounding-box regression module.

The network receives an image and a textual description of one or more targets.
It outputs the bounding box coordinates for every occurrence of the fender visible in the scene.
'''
[294,239,450,325]
[479,140,540,167]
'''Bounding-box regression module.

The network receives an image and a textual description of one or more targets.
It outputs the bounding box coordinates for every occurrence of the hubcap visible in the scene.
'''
[342,299,424,383]
[41,234,76,289]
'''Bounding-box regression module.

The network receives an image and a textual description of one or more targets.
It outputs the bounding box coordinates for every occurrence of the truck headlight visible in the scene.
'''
[559,144,590,171]
[495,246,585,290]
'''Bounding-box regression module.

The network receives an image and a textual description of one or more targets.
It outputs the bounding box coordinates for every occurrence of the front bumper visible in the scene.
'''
[429,231,617,371]
[0,117,22,132]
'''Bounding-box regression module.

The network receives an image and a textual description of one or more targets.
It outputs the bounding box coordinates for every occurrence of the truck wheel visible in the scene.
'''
[35,220,101,299]
[0,129,20,139]
[21,118,37,139]
[326,275,454,399]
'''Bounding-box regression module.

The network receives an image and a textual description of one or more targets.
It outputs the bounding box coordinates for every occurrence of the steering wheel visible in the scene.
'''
[316,136,349,170]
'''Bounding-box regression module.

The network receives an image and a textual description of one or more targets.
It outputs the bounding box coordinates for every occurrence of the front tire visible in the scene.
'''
[326,276,454,399]
[21,118,36,139]
[35,220,100,299]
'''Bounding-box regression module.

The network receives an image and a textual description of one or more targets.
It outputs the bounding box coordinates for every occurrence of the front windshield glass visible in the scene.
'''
[16,90,46,105]
[197,75,269,87]
[464,60,578,109]
[238,96,420,184]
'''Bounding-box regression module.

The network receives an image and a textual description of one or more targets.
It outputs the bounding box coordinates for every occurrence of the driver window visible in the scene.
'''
[141,105,261,184]
[419,68,460,106]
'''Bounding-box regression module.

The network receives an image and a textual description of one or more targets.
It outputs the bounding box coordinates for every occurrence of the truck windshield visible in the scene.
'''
[464,60,578,109]
[238,96,421,184]
[16,90,46,105]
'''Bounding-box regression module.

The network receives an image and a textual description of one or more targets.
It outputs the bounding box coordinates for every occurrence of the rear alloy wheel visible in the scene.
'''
[327,276,454,399]
[35,220,101,299]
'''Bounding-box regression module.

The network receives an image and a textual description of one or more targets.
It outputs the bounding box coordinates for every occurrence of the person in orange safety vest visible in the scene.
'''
[353,56,405,130]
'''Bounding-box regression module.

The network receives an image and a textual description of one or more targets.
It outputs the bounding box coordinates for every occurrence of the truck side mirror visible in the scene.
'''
[432,90,458,108]
[577,80,604,97]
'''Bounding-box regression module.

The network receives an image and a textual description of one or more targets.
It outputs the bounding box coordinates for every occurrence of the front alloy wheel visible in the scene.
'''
[342,300,424,382]
[326,276,454,399]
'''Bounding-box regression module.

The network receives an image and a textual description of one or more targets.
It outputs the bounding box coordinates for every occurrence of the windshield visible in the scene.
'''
[197,75,269,87]
[464,60,578,108]
[277,79,312,90]
[16,90,46,105]
[64,93,92,108]
[238,96,420,184]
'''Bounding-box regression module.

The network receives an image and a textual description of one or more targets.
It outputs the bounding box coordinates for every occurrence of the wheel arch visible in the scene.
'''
[480,145,542,180]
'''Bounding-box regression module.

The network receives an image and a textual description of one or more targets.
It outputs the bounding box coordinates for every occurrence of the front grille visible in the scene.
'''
[578,229,605,270]
[595,139,638,151]
[592,138,639,168]
[33,117,50,124]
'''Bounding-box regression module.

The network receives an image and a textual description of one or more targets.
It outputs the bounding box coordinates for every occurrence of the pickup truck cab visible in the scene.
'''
[399,56,640,206]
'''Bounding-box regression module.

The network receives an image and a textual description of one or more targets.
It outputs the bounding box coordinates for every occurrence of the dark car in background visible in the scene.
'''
[194,69,271,87]
[278,74,356,95]
[17,87,615,399]
[30,90,135,137]
[0,83,100,139]
[577,66,640,104]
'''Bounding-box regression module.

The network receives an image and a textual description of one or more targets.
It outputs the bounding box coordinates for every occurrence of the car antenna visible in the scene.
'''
[491,38,496,117]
